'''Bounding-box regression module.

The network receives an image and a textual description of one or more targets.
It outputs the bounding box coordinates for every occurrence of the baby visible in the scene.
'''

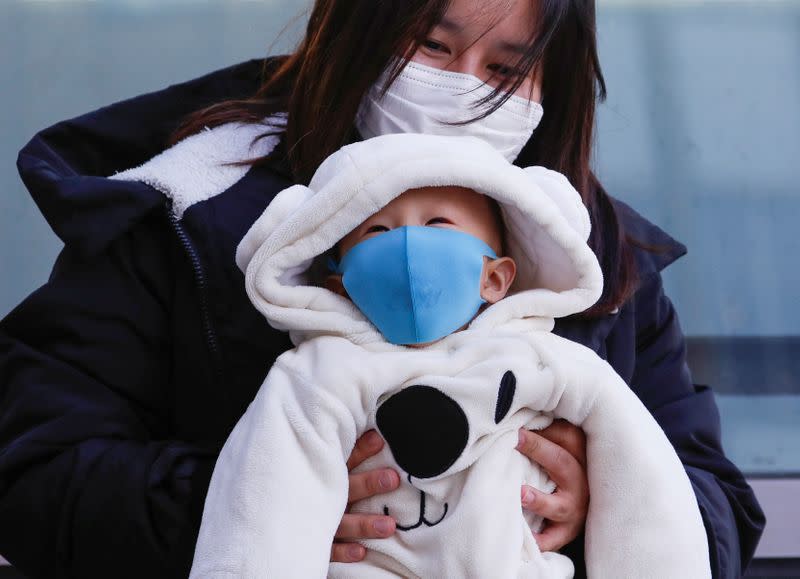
[189,134,710,579]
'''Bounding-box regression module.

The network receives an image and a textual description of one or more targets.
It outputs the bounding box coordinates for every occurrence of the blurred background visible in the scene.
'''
[1,0,798,576]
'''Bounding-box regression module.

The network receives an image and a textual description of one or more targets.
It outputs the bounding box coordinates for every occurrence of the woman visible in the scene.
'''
[0,0,763,578]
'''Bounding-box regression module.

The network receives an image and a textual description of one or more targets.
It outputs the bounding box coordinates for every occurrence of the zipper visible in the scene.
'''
[165,202,224,385]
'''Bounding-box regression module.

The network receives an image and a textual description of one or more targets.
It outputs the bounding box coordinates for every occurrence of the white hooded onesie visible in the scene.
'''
[118,131,710,579]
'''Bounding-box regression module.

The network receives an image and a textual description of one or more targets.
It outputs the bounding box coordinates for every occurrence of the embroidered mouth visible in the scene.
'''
[383,474,449,532]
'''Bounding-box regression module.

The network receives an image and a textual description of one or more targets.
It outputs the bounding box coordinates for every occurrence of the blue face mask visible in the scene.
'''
[332,226,498,345]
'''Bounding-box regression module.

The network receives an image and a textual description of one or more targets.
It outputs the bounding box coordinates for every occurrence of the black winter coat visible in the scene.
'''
[0,59,764,578]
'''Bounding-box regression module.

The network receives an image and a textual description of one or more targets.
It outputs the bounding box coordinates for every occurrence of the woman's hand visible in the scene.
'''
[517,420,589,552]
[331,430,400,563]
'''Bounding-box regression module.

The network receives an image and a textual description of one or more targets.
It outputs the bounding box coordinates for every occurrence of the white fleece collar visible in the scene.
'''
[108,116,285,218]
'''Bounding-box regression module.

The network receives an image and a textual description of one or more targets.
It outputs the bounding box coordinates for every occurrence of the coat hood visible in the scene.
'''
[237,134,604,346]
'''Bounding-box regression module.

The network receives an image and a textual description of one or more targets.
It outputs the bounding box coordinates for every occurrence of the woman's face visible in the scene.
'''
[410,0,543,102]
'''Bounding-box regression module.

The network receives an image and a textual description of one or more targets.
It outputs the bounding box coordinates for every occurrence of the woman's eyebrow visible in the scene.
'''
[437,17,463,33]
[497,40,528,56]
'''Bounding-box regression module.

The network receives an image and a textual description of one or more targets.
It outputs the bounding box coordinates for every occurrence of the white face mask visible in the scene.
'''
[355,60,544,162]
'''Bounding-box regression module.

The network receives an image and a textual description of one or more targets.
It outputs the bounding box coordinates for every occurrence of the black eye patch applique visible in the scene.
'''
[494,371,517,424]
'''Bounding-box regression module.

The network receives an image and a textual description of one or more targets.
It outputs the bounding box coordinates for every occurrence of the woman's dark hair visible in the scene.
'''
[168,0,638,317]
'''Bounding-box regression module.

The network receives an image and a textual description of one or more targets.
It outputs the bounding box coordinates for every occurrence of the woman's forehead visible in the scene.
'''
[436,0,537,46]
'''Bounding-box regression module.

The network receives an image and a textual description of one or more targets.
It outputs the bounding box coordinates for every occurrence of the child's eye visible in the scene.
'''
[426,217,452,226]
[422,39,450,54]
[365,225,390,234]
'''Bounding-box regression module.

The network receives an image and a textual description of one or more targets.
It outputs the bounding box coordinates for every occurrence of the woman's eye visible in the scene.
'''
[426,217,452,226]
[365,225,390,234]
[422,39,449,54]
[488,63,523,79]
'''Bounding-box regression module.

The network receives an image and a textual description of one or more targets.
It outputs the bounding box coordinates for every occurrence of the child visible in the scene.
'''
[190,134,710,578]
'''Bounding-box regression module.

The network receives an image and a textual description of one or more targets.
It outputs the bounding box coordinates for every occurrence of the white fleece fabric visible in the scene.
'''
[113,124,710,578]
[109,116,285,218]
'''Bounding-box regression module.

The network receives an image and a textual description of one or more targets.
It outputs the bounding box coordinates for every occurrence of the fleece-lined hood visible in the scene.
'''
[237,133,603,346]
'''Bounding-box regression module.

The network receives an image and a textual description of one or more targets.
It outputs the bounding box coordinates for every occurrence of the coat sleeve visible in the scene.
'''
[544,337,711,579]
[630,272,766,579]
[189,347,366,579]
[0,211,217,579]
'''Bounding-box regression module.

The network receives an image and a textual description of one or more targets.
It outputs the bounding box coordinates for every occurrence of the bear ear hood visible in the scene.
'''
[237,134,603,345]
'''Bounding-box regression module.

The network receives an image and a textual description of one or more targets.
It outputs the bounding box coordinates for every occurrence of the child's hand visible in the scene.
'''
[516,421,590,552]
[330,430,400,563]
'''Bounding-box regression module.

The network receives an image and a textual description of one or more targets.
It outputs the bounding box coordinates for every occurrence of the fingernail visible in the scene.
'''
[373,518,393,536]
[366,431,382,449]
[348,544,364,560]
[522,487,535,505]
[517,429,526,449]
[379,471,395,490]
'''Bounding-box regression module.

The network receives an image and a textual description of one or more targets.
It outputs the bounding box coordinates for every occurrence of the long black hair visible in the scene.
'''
[169,0,638,317]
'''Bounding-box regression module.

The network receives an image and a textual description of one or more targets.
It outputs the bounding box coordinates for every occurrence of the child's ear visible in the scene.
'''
[480,257,517,304]
[325,274,349,298]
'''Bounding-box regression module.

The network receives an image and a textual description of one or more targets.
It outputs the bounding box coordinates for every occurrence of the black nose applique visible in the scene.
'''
[494,371,517,424]
[376,385,469,479]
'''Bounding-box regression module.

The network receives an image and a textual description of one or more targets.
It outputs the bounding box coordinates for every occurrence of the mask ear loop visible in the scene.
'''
[327,257,342,275]
[478,249,498,305]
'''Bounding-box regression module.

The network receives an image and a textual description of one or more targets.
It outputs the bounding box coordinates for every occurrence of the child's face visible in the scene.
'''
[338,185,504,258]
[330,186,516,309]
